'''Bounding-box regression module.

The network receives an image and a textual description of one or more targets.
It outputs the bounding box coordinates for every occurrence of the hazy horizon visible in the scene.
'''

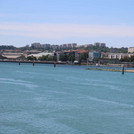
[0,0,134,47]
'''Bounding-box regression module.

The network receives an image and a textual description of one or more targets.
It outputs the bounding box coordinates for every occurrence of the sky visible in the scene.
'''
[0,0,134,47]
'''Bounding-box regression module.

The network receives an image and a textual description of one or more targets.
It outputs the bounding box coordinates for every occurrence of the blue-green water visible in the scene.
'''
[0,62,134,134]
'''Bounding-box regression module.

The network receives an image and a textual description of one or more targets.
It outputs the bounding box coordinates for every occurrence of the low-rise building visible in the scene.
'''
[2,53,24,59]
[101,52,109,58]
[24,50,42,58]
[106,53,134,60]
[2,49,22,53]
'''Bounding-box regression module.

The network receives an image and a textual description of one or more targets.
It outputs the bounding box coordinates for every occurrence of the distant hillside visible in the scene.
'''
[0,45,16,50]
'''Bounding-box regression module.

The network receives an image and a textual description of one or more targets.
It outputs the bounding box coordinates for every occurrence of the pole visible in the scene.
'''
[19,60,20,65]
[54,62,56,68]
[122,65,124,75]
[87,58,88,66]
[33,61,35,66]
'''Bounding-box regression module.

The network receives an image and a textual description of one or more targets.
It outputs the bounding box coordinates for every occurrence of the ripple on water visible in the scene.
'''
[0,78,38,89]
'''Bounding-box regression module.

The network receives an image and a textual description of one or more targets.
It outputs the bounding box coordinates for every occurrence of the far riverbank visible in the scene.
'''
[0,59,134,70]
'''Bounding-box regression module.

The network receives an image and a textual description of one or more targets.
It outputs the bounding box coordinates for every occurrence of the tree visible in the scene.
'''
[27,56,37,60]
[60,54,68,61]
[38,55,57,61]
[130,55,134,62]
[38,55,48,61]
[79,53,88,61]
[53,56,57,61]
[68,54,75,62]
[0,55,7,59]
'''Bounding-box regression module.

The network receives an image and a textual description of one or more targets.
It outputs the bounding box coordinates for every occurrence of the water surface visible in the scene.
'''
[0,62,134,134]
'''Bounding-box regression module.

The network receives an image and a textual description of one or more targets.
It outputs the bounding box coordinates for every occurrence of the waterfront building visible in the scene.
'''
[1,49,24,59]
[107,53,134,60]
[2,50,22,53]
[88,52,101,61]
[56,50,88,61]
[2,52,24,59]
[24,50,41,55]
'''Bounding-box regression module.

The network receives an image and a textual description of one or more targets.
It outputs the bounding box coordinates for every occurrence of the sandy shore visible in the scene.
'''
[125,70,134,73]
[87,68,134,73]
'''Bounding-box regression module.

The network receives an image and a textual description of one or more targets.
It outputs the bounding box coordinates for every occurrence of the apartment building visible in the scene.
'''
[128,47,134,53]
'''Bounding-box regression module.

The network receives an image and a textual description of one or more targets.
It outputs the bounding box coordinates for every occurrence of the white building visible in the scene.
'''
[2,53,24,59]
[128,47,134,53]
[108,53,134,60]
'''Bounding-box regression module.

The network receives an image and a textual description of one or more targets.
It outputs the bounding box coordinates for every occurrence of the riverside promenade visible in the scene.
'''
[0,59,66,64]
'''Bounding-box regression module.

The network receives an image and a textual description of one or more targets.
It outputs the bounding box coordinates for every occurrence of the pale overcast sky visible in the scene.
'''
[0,0,134,47]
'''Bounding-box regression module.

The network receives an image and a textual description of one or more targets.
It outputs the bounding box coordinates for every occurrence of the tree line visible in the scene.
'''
[27,53,89,63]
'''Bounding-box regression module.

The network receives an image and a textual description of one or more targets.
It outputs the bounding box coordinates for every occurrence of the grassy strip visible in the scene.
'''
[87,68,121,72]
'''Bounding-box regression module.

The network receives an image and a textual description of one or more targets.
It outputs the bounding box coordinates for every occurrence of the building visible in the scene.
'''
[24,50,41,55]
[60,43,77,49]
[110,47,118,53]
[84,44,93,47]
[2,53,24,59]
[88,52,100,61]
[94,42,100,47]
[101,52,109,58]
[62,44,68,49]
[2,50,22,53]
[31,43,51,49]
[71,43,77,48]
[101,52,134,60]
[100,43,106,47]
[0,49,25,59]
[31,43,41,48]
[51,45,59,49]
[23,50,42,57]
[107,53,133,60]
[42,44,51,49]
[56,50,88,61]
[128,47,134,53]
[94,42,106,47]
